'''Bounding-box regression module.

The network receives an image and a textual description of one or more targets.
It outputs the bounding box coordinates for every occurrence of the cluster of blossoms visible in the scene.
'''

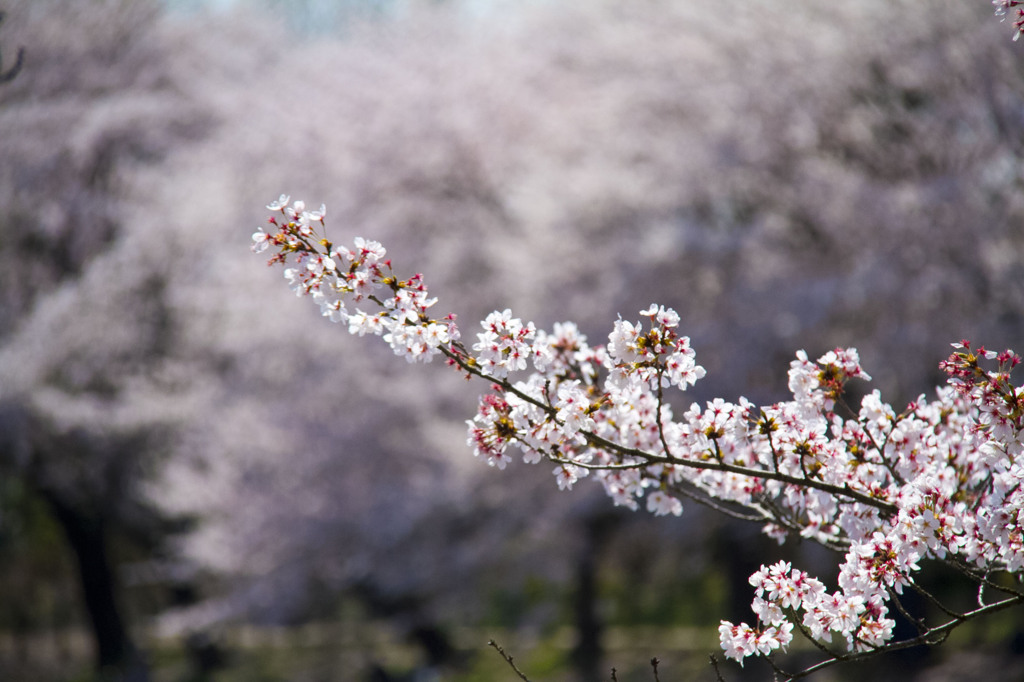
[718,341,1023,669]
[253,196,456,362]
[254,197,1024,676]
[994,0,1024,41]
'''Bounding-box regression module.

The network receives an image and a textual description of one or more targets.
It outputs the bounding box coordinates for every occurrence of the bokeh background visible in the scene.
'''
[1,1,1023,681]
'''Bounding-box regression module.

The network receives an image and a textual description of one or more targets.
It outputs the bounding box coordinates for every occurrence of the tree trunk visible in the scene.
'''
[41,490,149,682]
[572,537,603,682]
[572,514,617,682]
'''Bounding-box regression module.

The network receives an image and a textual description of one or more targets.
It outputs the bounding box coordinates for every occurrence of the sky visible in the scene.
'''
[159,0,551,34]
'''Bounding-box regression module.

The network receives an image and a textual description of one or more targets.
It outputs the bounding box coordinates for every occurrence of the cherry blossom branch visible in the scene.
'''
[252,197,1024,680]
[440,343,899,513]
[992,1,1024,42]
[777,593,1024,681]
[574,427,897,514]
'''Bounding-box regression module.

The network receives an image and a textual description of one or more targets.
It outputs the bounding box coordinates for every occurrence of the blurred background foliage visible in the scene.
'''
[0,0,1022,681]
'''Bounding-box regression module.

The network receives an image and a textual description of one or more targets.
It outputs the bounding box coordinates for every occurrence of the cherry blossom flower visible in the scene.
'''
[266,193,291,211]
[646,489,682,516]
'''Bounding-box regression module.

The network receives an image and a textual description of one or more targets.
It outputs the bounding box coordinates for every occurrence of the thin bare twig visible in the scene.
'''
[905,579,963,620]
[488,639,532,682]
[709,654,727,682]
[945,557,1024,599]
[669,479,771,523]
[887,588,929,635]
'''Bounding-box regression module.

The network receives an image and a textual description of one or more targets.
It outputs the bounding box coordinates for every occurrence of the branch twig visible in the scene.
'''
[709,654,727,682]
[488,639,532,682]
